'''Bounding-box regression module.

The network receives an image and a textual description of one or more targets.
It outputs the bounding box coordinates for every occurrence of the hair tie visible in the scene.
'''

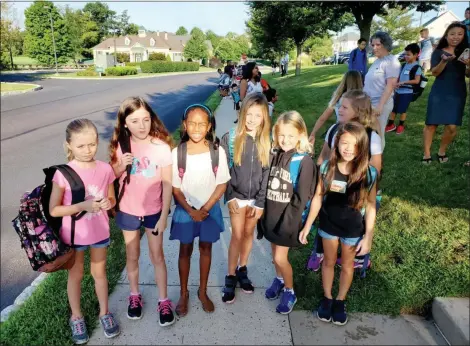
[183,104,213,120]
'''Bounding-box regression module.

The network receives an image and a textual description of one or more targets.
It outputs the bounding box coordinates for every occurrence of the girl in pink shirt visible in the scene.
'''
[49,119,119,343]
[109,97,175,327]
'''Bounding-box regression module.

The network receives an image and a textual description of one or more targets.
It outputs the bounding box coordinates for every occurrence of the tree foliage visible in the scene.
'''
[371,7,421,44]
[83,2,116,41]
[1,2,23,69]
[190,27,205,39]
[205,30,221,51]
[176,26,188,35]
[183,31,208,61]
[304,35,334,62]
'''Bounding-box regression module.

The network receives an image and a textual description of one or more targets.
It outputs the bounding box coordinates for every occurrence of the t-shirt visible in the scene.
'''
[364,54,401,105]
[246,80,263,95]
[268,102,274,117]
[324,123,383,156]
[117,138,172,216]
[419,37,436,61]
[52,160,115,246]
[396,62,422,95]
[172,146,231,210]
[463,19,470,44]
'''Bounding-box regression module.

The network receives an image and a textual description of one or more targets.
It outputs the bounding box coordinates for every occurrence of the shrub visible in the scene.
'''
[105,66,138,76]
[149,52,167,61]
[166,54,172,62]
[140,61,199,73]
[125,62,140,67]
[116,52,130,63]
[77,66,98,76]
[209,57,223,69]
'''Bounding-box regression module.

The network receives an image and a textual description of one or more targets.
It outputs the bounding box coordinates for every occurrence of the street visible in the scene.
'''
[0,72,218,309]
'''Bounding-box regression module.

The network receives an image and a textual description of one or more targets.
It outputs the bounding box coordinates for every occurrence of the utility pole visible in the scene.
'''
[48,7,59,76]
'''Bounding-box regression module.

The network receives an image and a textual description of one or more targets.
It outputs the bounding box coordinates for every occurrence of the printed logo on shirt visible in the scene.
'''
[266,167,291,203]
[329,180,347,194]
[130,156,157,178]
[84,184,105,220]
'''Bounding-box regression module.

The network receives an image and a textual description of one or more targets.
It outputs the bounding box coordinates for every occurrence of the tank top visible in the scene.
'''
[247,80,263,95]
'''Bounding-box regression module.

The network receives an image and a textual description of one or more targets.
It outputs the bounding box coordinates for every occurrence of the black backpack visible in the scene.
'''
[176,141,219,182]
[400,64,428,102]
[12,165,86,272]
[109,133,132,218]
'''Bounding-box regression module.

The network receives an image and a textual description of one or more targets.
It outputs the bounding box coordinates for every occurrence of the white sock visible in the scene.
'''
[277,276,284,283]
[284,287,294,294]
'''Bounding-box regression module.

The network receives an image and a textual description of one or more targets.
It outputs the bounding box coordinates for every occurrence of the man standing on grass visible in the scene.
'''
[348,38,368,81]
[462,7,470,45]
[418,28,436,74]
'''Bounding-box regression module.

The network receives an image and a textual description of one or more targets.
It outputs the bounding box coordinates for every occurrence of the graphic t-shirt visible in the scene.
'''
[117,138,172,216]
[396,62,422,95]
[52,160,115,246]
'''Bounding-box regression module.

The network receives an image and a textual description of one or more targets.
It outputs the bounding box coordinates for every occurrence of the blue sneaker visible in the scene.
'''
[99,312,120,338]
[276,289,297,314]
[265,277,284,300]
[332,300,348,326]
[69,317,89,345]
[316,297,333,322]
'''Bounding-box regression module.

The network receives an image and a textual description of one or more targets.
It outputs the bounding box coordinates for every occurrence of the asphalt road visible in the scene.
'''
[0,72,218,309]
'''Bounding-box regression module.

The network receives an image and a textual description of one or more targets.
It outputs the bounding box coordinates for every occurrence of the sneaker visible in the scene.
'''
[307,253,324,272]
[336,258,372,269]
[157,299,176,327]
[69,317,89,345]
[99,312,120,338]
[276,289,297,314]
[316,297,334,322]
[236,266,254,294]
[332,300,348,326]
[265,277,284,300]
[222,275,237,303]
[396,124,405,135]
[127,294,143,320]
[385,123,396,132]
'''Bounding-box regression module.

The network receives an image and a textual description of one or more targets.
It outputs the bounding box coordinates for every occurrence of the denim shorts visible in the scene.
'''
[116,211,162,231]
[73,238,110,252]
[318,229,361,247]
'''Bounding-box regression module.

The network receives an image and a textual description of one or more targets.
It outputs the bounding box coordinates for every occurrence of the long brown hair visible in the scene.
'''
[234,93,271,167]
[328,70,363,108]
[324,122,370,210]
[64,119,98,162]
[341,90,380,135]
[109,97,173,164]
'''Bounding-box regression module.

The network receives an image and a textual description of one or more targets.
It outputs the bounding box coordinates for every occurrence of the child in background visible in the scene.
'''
[218,66,232,98]
[259,111,316,315]
[231,83,241,123]
[220,93,271,304]
[49,119,119,344]
[109,97,176,327]
[170,104,231,316]
[300,122,378,326]
[308,70,363,147]
[264,88,278,117]
[385,43,422,135]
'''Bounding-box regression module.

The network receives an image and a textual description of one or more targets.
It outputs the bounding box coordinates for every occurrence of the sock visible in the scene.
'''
[284,287,294,294]
[277,276,284,283]
[158,298,169,303]
[399,120,405,126]
[130,292,140,296]
[387,119,394,126]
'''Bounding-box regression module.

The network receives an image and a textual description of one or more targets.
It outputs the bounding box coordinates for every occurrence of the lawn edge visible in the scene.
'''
[0,82,43,96]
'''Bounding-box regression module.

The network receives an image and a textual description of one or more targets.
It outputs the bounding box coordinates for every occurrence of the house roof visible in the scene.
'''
[422,10,460,28]
[93,32,212,52]
[339,32,360,42]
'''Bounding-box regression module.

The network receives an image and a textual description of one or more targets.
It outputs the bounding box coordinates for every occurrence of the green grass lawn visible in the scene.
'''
[264,65,469,316]
[1,83,37,92]
[12,56,39,65]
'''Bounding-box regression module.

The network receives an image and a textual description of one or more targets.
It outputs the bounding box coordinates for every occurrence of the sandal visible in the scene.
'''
[437,153,449,164]
[175,291,189,317]
[197,288,215,313]
[422,156,432,164]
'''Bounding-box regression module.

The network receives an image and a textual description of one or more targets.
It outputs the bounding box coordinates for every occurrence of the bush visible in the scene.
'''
[140,61,199,73]
[116,52,130,63]
[77,66,98,76]
[209,57,223,69]
[125,62,140,67]
[166,54,172,62]
[149,52,167,61]
[105,66,138,76]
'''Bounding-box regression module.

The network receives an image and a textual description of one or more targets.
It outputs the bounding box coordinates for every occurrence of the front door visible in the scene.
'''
[135,53,142,62]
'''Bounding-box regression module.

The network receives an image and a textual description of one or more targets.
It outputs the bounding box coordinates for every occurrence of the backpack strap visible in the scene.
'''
[327,123,340,149]
[366,127,373,159]
[228,127,236,169]
[177,142,187,181]
[366,165,378,192]
[289,153,307,192]
[209,144,219,177]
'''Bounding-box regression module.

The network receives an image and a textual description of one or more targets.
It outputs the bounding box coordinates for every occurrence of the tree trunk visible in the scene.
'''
[295,43,302,76]
[9,46,14,70]
[358,17,373,46]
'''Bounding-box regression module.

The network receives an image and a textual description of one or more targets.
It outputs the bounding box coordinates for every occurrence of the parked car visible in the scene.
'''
[396,51,406,63]
[329,51,351,64]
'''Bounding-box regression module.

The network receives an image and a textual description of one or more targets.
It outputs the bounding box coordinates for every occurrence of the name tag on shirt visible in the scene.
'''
[404,70,410,75]
[330,180,347,194]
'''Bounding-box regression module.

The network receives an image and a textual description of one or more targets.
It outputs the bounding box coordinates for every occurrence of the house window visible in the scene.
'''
[150,38,155,47]
[125,37,130,46]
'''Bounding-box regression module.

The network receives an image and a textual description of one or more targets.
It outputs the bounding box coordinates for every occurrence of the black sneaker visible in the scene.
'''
[236,266,254,293]
[157,299,176,327]
[222,275,237,303]
[316,297,333,322]
[127,294,143,320]
[332,299,348,326]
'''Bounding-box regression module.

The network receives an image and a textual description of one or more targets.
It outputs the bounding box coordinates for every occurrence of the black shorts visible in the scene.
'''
[235,101,240,110]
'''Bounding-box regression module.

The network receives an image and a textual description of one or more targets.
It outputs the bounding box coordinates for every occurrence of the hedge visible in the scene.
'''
[149,52,167,61]
[140,61,199,73]
[105,66,138,76]
[125,62,140,67]
[77,66,98,76]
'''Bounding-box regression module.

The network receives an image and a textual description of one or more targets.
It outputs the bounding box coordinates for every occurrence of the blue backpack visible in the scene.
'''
[289,152,312,224]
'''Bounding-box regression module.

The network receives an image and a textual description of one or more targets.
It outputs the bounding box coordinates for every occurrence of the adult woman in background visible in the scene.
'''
[240,62,263,101]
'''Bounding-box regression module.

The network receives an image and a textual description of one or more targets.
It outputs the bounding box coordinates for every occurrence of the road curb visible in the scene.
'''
[1,83,43,96]
[1,273,48,323]
[46,70,216,80]
[432,297,469,345]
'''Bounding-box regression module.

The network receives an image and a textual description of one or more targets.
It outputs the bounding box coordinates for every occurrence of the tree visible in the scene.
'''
[190,27,205,39]
[24,1,71,65]
[176,26,188,35]
[214,39,238,62]
[371,7,421,45]
[183,31,208,61]
[205,30,221,51]
[321,1,442,44]
[304,35,334,62]
[248,2,352,75]
[83,2,116,40]
[1,2,23,69]
[125,23,139,35]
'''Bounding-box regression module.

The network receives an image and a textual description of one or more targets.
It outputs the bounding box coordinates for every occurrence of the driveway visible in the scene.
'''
[0,72,218,309]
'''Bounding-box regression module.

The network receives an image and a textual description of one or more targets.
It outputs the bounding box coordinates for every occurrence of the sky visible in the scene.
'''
[9,1,470,36]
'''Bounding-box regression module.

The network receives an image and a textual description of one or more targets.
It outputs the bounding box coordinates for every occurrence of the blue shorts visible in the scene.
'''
[392,93,413,114]
[73,238,110,252]
[116,211,162,231]
[318,229,361,247]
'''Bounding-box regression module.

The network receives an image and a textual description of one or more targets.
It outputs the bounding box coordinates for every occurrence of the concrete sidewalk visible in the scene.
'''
[88,97,447,345]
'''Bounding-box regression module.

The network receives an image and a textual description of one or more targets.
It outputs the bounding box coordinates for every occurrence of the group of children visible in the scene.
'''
[53,75,380,342]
